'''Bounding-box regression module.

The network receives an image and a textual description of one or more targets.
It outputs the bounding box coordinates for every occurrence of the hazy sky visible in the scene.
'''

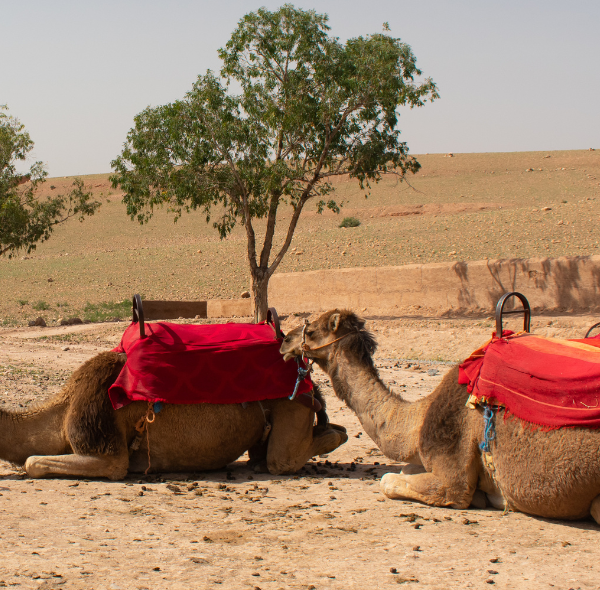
[3,0,599,178]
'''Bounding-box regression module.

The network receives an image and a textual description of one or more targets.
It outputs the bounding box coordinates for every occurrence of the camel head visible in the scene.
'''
[280,309,377,365]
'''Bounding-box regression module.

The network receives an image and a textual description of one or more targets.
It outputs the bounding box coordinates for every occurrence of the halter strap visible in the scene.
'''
[302,332,352,353]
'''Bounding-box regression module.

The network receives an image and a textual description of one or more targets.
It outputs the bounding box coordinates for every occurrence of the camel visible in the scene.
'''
[280,310,600,523]
[0,351,348,479]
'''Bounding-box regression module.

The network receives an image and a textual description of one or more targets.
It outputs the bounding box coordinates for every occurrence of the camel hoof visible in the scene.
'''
[320,427,348,454]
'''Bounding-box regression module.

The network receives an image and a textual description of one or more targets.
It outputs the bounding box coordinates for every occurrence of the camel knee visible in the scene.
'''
[25,456,49,479]
[313,427,348,456]
[591,495,600,525]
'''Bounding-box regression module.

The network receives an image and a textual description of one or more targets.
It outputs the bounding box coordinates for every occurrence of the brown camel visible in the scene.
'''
[280,310,600,523]
[0,351,347,479]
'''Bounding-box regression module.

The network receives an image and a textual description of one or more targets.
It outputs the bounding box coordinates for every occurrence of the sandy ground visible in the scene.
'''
[0,314,599,589]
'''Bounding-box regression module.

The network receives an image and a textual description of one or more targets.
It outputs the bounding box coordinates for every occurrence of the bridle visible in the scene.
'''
[300,320,354,360]
[288,320,353,402]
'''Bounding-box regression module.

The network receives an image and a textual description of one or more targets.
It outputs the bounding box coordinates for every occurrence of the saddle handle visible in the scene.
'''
[133,294,146,339]
[585,322,600,339]
[495,292,531,337]
[267,307,282,340]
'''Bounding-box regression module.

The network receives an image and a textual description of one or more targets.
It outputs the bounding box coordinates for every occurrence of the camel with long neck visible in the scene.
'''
[0,352,347,479]
[280,309,600,523]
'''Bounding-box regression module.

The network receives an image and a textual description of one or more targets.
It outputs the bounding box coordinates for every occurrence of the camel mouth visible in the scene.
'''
[282,351,297,362]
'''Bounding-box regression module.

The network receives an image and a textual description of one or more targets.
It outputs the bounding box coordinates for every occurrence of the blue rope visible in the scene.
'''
[153,401,163,414]
[290,358,310,401]
[479,405,496,453]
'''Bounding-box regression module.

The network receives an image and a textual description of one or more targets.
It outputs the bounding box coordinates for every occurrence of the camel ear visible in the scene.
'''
[328,313,341,333]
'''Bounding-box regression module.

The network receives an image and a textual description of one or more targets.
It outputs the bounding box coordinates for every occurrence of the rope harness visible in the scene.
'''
[129,401,162,475]
[479,405,496,453]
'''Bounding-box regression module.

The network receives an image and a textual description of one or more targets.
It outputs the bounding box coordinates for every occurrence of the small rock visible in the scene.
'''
[295,251,304,255]
[541,206,552,211]
[62,346,70,352]
[448,251,457,256]
[29,317,46,327]
[412,545,421,551]
[525,168,533,172]
[487,570,499,575]
[241,291,251,299]
[485,580,495,585]
[427,368,439,376]
[190,557,209,564]
[489,558,500,563]
[47,278,54,283]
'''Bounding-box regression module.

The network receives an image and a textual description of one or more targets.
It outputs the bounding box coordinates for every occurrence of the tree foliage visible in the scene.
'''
[0,106,101,258]
[111,5,438,320]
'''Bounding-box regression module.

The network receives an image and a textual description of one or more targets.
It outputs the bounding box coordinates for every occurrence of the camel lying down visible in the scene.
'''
[280,310,600,523]
[0,352,347,479]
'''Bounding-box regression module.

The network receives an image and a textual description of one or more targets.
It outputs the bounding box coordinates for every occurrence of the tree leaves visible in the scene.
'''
[111,5,438,319]
[0,106,101,258]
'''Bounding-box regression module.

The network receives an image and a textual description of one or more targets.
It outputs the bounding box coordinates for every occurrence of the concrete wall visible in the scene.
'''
[268,256,600,317]
[143,298,252,320]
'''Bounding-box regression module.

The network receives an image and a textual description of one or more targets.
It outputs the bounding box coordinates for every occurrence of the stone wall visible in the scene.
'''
[268,256,600,317]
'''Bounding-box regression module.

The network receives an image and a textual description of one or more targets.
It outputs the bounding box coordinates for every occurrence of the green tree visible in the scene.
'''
[111,5,438,321]
[0,106,101,258]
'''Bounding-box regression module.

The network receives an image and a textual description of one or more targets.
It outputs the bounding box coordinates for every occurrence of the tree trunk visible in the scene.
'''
[252,270,270,323]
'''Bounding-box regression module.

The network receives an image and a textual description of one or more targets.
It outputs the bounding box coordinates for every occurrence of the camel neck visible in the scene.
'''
[0,403,68,465]
[322,350,423,462]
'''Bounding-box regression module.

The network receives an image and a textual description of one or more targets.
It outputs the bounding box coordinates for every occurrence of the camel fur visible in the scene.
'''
[0,351,347,479]
[280,309,600,523]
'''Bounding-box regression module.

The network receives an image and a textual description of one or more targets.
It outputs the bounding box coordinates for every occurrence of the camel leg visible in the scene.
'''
[24,453,129,480]
[380,470,475,509]
[591,495,600,525]
[265,404,348,475]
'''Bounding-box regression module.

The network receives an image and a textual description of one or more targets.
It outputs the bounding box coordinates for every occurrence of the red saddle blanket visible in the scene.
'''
[108,321,312,410]
[459,332,600,428]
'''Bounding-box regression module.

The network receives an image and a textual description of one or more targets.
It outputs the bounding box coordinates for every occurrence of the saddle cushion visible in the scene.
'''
[108,321,312,409]
[459,332,600,428]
